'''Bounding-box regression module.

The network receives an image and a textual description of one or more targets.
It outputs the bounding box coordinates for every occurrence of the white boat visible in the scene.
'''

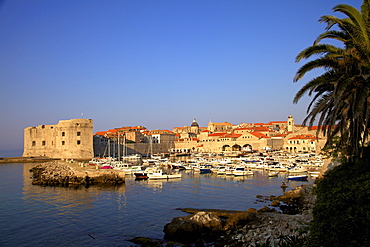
[211,166,227,175]
[111,162,132,174]
[88,158,113,166]
[225,167,235,175]
[288,165,307,173]
[268,162,288,172]
[147,170,182,180]
[311,159,324,167]
[308,169,320,177]
[268,171,279,177]
[233,167,253,176]
[129,166,143,174]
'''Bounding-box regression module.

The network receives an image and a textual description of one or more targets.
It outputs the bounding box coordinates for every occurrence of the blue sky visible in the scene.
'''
[0,0,362,154]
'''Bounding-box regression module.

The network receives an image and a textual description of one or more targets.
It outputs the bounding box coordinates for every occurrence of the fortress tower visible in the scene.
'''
[23,119,94,160]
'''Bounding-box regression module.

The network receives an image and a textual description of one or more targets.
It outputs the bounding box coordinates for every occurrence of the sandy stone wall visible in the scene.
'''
[23,119,94,160]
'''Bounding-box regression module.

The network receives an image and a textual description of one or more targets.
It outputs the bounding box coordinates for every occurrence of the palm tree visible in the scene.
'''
[293,0,370,161]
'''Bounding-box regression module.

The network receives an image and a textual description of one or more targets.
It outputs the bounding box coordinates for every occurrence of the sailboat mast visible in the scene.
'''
[117,131,120,161]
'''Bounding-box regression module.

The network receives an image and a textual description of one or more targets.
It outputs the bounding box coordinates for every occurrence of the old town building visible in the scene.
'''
[93,127,176,157]
[172,116,326,155]
[23,116,328,160]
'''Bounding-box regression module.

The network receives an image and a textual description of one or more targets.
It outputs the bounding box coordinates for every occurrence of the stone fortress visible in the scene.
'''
[23,119,94,160]
[22,115,327,160]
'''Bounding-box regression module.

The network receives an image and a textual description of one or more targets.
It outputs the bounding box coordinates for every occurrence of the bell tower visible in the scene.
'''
[287,115,294,132]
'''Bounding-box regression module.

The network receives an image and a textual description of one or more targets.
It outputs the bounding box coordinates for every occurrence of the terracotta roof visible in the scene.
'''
[208,132,227,137]
[250,132,270,139]
[289,134,319,140]
[254,126,270,132]
[234,127,253,130]
[267,121,287,125]
[253,123,267,126]
[226,133,242,138]
[94,131,107,136]
[309,125,333,130]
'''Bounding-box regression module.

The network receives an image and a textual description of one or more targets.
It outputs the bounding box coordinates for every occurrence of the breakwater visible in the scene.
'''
[30,161,125,186]
[0,156,56,163]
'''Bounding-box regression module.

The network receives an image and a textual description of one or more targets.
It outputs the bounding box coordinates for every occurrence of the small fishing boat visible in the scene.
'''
[288,165,307,173]
[199,165,213,174]
[286,174,308,181]
[233,167,253,176]
[134,171,149,180]
[225,167,235,175]
[308,170,320,177]
[268,171,279,177]
[147,170,182,180]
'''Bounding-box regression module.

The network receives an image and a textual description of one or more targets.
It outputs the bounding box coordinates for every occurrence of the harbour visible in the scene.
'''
[0,159,315,247]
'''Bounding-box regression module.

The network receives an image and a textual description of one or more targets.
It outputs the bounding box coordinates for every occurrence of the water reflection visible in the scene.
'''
[1,162,315,246]
[22,163,127,215]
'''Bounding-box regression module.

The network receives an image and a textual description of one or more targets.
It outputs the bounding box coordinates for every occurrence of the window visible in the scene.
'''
[42,141,46,146]
[77,140,81,145]
[62,132,65,136]
[77,132,81,136]
[62,141,65,145]
[32,141,36,146]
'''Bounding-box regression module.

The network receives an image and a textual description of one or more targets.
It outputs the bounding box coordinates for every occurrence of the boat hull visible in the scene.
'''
[286,175,308,181]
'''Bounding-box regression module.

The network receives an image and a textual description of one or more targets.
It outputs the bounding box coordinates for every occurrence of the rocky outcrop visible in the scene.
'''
[162,184,315,246]
[163,211,224,243]
[30,161,125,186]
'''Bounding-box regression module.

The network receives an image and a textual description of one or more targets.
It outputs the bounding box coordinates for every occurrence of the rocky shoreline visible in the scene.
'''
[130,184,315,246]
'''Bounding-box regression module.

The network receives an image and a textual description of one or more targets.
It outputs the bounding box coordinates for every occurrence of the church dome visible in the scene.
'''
[191,118,199,127]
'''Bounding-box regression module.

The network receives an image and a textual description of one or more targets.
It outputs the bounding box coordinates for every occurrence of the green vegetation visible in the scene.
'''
[292,1,370,246]
[293,0,370,162]
[309,159,370,246]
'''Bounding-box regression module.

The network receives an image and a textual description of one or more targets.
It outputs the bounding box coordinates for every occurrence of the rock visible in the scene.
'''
[128,237,163,246]
[224,210,256,230]
[163,212,223,243]
[246,208,258,213]
[270,200,280,207]
[257,206,278,213]
[30,161,125,187]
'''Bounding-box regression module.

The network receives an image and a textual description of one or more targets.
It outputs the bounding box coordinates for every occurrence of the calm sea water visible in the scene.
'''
[0,162,314,247]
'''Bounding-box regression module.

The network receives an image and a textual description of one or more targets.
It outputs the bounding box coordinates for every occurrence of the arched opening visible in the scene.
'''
[242,144,252,151]
[232,144,241,151]
[222,145,231,151]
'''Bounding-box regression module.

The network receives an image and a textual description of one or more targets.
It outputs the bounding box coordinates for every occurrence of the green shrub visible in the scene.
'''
[309,159,370,246]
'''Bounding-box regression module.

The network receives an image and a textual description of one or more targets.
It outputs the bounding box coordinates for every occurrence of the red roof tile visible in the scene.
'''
[250,132,270,139]
[289,134,319,140]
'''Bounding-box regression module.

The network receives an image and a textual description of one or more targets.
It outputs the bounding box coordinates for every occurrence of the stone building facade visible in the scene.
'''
[23,119,94,160]
[172,116,327,155]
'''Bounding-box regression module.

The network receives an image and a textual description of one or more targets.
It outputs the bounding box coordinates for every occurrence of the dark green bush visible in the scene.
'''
[309,159,370,246]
